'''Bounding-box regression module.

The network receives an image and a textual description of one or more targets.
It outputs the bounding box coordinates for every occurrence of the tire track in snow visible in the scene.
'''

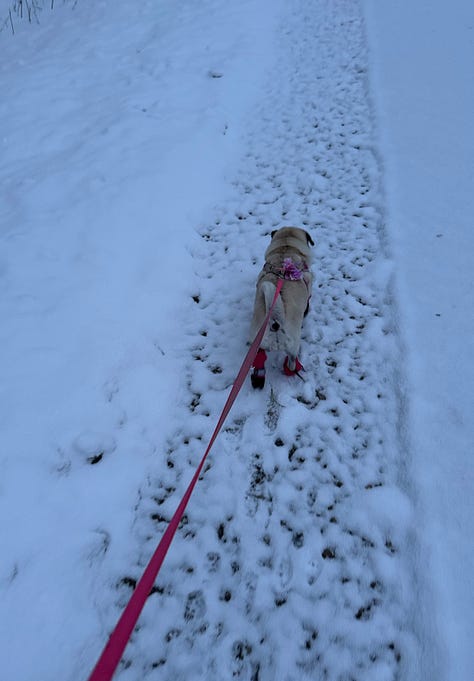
[114,2,418,679]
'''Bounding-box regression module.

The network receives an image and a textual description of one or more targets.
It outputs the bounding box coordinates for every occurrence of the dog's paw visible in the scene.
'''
[251,369,266,389]
[283,356,304,376]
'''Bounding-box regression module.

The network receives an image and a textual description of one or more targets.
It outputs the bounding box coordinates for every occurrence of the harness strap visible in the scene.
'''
[263,258,308,280]
[263,259,311,297]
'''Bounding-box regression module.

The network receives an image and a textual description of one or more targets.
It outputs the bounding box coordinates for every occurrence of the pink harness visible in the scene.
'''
[281,257,307,280]
[263,258,311,303]
[264,257,309,281]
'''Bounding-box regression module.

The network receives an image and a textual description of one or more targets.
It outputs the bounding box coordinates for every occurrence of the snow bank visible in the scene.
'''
[363,1,474,679]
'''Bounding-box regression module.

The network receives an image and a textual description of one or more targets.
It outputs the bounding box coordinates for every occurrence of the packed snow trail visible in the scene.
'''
[90,2,420,680]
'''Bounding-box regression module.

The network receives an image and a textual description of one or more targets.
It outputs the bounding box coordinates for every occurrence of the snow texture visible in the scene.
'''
[0,1,472,681]
[111,4,416,680]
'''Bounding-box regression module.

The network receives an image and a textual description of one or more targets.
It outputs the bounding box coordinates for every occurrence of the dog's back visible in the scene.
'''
[250,226,313,356]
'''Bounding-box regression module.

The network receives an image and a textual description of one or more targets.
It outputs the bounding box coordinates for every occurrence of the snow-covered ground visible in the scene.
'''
[364,2,474,679]
[1,1,472,680]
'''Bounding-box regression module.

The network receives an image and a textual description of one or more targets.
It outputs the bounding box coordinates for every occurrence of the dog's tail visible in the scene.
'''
[261,280,284,331]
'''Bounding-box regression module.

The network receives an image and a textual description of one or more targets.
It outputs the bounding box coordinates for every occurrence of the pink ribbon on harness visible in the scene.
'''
[282,257,305,280]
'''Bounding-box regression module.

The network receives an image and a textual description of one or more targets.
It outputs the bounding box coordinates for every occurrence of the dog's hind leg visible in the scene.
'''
[249,284,268,344]
[251,349,267,389]
[283,354,304,376]
[283,336,304,376]
[304,296,311,317]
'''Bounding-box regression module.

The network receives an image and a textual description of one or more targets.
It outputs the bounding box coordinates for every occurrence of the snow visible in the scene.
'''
[0,1,472,681]
[363,2,474,680]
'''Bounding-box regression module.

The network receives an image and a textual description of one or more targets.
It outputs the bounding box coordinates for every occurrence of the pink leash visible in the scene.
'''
[86,278,283,681]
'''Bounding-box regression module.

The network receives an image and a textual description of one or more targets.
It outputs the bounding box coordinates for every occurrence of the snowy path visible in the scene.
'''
[2,1,448,680]
[100,2,419,680]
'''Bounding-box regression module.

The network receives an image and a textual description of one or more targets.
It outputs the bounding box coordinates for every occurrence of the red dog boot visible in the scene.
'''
[251,349,267,389]
[283,355,304,377]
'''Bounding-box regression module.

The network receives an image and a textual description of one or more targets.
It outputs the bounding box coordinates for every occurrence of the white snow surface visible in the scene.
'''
[364,2,474,680]
[0,1,472,681]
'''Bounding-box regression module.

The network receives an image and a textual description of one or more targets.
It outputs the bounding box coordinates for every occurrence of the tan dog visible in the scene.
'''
[249,227,314,388]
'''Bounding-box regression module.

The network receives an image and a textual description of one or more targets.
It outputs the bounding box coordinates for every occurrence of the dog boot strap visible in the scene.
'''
[283,356,304,376]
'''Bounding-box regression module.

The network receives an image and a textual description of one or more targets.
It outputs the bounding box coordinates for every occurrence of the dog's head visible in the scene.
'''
[270,226,314,247]
[266,226,314,264]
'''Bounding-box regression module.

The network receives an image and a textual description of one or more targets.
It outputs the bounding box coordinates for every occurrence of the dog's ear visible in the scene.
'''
[271,230,278,239]
[305,231,315,246]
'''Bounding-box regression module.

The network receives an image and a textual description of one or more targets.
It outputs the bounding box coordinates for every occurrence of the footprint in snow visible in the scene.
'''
[72,430,117,465]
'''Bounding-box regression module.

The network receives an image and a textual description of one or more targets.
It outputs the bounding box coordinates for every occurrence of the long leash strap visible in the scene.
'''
[87,278,283,681]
